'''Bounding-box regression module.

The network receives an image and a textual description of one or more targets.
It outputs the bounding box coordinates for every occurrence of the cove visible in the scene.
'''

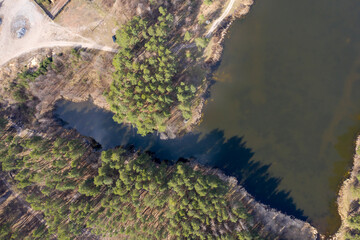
[54,0,360,235]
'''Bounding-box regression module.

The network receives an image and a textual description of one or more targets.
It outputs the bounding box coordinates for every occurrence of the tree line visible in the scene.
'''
[0,116,261,240]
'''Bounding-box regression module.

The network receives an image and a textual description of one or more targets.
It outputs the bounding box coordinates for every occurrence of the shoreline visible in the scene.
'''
[188,161,321,239]
[155,0,255,139]
[0,103,321,239]
[3,0,354,237]
[193,2,360,238]
[332,136,360,239]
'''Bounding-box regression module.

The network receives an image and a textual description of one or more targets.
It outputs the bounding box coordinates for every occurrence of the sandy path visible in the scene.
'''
[6,41,117,63]
[0,0,237,66]
[173,0,237,52]
[206,0,236,37]
[0,0,117,66]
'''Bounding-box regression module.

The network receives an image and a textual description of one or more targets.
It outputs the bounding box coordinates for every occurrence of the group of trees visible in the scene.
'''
[0,119,260,239]
[195,37,209,49]
[17,57,54,82]
[0,134,86,191]
[204,0,214,5]
[345,173,360,239]
[0,125,89,239]
[106,7,196,136]
[71,148,260,239]
[11,57,53,103]
[343,147,360,240]
[346,208,360,239]
[0,222,16,239]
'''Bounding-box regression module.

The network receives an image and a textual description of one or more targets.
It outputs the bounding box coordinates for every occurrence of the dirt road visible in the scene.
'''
[0,0,117,66]
[7,41,117,64]
[206,0,236,37]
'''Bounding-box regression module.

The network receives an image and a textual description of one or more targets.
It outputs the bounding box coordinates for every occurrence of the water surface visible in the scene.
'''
[55,0,360,234]
[198,0,360,233]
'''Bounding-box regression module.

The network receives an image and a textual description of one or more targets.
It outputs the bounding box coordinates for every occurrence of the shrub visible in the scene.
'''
[195,37,209,49]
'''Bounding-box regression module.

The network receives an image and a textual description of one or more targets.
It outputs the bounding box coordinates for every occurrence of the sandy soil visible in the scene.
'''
[50,0,70,16]
[332,136,360,240]
[206,0,236,36]
[55,0,120,46]
[0,0,116,66]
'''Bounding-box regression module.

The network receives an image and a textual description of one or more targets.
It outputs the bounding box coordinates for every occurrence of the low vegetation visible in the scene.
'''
[345,208,360,239]
[341,145,360,240]
[9,57,53,103]
[35,0,52,8]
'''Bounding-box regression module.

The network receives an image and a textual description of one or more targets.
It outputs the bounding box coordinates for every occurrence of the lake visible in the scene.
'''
[55,0,360,234]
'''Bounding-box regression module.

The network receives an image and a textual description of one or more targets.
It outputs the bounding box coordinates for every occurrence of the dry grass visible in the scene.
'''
[55,0,119,46]
[334,137,360,239]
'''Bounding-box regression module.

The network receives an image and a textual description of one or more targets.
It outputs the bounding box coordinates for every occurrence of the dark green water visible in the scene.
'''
[55,0,360,234]
[199,0,360,233]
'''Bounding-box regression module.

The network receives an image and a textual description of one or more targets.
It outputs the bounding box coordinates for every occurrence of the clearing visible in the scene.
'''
[0,0,116,66]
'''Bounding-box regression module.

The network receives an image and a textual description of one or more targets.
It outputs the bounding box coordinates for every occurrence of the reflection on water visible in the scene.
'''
[55,0,360,235]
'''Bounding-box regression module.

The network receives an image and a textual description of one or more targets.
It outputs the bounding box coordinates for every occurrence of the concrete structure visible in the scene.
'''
[32,0,71,19]
[50,0,71,18]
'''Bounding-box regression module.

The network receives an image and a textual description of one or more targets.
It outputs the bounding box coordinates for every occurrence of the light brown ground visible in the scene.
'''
[333,137,360,239]
[0,0,116,66]
[50,0,71,17]
[54,0,163,47]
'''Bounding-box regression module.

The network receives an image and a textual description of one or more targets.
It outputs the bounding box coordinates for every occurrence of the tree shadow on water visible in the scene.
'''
[159,129,307,221]
[54,100,306,221]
